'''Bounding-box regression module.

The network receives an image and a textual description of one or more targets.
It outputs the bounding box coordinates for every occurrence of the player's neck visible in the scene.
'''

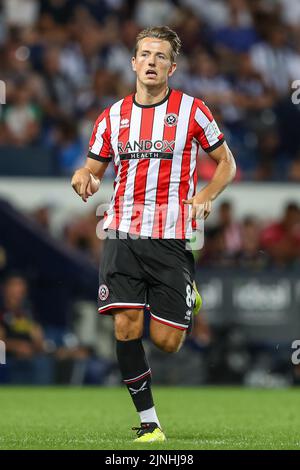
[134,84,169,106]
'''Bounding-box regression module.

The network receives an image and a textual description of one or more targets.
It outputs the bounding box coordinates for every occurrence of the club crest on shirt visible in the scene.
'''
[164,113,178,127]
[99,284,109,301]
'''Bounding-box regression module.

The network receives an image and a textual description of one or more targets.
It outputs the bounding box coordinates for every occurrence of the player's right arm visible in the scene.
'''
[71,160,109,202]
[71,109,112,202]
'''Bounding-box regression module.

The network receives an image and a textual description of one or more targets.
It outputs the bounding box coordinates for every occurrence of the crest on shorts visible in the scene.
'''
[164,113,178,127]
[99,284,109,301]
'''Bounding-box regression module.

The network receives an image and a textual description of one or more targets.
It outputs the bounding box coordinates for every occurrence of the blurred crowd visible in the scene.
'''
[0,272,114,384]
[1,0,300,179]
[29,199,300,269]
[199,200,300,269]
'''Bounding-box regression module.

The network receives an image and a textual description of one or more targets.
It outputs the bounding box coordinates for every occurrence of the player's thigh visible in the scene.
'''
[150,318,186,353]
[144,238,195,333]
[148,277,194,334]
[98,235,146,315]
[113,308,144,340]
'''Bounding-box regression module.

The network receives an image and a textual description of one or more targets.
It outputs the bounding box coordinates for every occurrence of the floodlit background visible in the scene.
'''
[0,0,300,387]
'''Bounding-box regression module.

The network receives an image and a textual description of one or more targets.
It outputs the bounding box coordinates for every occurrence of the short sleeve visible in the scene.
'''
[193,99,225,153]
[88,110,113,162]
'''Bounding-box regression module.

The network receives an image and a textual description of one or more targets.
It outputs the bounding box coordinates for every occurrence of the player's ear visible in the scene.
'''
[168,62,177,78]
[132,56,136,72]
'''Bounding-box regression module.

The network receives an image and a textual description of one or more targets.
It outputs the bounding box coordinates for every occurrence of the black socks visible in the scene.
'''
[116,338,154,412]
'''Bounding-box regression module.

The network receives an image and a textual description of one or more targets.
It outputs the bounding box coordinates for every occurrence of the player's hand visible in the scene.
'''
[182,194,212,221]
[71,168,100,202]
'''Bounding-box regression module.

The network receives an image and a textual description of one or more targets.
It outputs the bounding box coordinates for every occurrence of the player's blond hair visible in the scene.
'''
[134,26,181,63]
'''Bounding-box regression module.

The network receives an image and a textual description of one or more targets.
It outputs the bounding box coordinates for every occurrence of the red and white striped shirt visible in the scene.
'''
[88,89,224,239]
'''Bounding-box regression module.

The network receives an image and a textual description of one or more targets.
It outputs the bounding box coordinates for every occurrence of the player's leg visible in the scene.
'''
[147,273,194,348]
[113,308,165,442]
[193,280,202,316]
[146,239,195,350]
[150,319,186,353]
[114,308,144,341]
[97,235,164,441]
[186,280,202,336]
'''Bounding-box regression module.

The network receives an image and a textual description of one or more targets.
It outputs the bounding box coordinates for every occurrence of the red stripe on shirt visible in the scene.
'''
[175,98,195,238]
[89,121,98,149]
[89,107,112,157]
[191,145,199,231]
[129,107,155,236]
[152,90,183,238]
[194,121,210,149]
[101,107,112,158]
[109,96,133,231]
[195,99,213,122]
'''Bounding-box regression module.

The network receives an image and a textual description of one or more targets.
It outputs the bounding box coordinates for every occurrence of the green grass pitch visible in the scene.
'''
[0,386,299,450]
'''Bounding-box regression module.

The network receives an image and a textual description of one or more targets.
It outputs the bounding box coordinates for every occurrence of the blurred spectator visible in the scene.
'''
[233,53,275,121]
[250,22,300,96]
[72,0,114,25]
[0,4,7,46]
[40,0,75,25]
[235,216,267,269]
[198,201,243,267]
[189,311,212,349]
[0,274,54,384]
[40,46,75,119]
[3,0,39,28]
[198,226,227,267]
[232,53,277,175]
[0,78,41,146]
[186,50,238,124]
[261,202,300,266]
[288,155,300,182]
[254,128,281,181]
[49,118,84,174]
[213,0,258,55]
[106,19,139,88]
[64,206,103,263]
[174,8,211,58]
[0,246,7,275]
[134,0,176,28]
[76,69,121,116]
[217,200,242,255]
[181,0,229,28]
[31,205,52,231]
[279,0,300,31]
[59,20,108,89]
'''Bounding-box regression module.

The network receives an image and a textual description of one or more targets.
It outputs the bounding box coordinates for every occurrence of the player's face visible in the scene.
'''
[132,38,176,88]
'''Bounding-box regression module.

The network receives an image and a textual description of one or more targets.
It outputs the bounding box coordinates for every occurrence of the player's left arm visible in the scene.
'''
[183,141,236,220]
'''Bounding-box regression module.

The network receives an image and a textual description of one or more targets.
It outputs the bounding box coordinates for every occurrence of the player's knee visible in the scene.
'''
[114,312,142,341]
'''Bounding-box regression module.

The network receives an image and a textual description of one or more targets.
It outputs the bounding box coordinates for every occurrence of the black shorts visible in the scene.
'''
[98,231,195,331]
